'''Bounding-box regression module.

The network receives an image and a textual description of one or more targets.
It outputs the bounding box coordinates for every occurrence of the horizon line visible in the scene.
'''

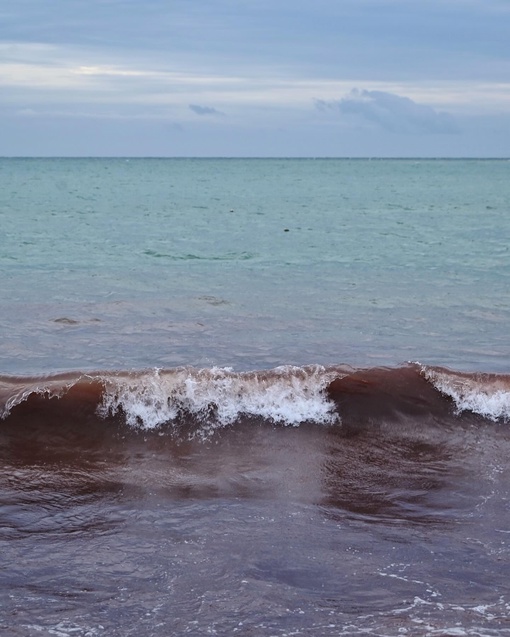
[1,156,509,161]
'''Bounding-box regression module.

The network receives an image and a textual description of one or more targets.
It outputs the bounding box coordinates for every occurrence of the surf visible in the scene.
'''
[2,364,510,436]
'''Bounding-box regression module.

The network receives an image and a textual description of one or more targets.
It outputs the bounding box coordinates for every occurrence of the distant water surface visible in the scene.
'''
[1,158,510,373]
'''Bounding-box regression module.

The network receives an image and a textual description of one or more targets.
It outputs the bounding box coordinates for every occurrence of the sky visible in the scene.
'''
[1,0,509,156]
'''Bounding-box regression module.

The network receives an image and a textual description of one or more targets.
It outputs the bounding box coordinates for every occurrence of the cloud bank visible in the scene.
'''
[1,1,509,155]
[318,89,459,135]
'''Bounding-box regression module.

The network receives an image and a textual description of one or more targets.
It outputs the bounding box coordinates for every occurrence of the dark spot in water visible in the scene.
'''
[53,317,79,325]
[198,296,229,306]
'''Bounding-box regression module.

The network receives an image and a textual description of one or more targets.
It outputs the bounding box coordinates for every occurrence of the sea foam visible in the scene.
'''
[422,365,510,422]
[97,366,339,433]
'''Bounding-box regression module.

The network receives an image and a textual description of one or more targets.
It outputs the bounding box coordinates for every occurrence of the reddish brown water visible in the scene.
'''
[1,365,509,636]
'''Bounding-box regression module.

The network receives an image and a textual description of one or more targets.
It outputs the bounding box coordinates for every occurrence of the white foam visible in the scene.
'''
[97,366,339,432]
[421,366,510,422]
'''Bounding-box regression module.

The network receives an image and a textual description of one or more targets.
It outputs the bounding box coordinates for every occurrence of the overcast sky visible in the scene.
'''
[1,0,509,156]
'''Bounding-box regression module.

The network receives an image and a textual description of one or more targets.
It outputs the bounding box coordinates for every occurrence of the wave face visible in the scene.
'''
[2,363,510,434]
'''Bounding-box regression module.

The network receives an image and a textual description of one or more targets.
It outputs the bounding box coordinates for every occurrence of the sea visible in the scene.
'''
[1,157,510,636]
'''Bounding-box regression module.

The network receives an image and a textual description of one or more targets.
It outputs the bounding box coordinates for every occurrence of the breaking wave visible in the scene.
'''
[1,363,510,435]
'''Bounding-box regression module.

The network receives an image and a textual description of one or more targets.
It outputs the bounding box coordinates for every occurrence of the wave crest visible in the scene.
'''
[97,366,339,434]
[2,363,510,434]
[421,365,510,422]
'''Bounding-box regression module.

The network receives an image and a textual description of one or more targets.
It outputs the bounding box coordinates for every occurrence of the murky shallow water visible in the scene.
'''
[1,403,509,636]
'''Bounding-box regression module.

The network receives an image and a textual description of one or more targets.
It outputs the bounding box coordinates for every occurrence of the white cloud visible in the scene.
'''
[1,40,509,119]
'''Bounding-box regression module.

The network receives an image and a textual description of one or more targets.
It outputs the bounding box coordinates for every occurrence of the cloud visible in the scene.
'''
[189,104,225,117]
[318,89,460,134]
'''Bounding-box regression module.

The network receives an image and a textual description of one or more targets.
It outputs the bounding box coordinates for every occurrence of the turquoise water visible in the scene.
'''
[1,158,510,373]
